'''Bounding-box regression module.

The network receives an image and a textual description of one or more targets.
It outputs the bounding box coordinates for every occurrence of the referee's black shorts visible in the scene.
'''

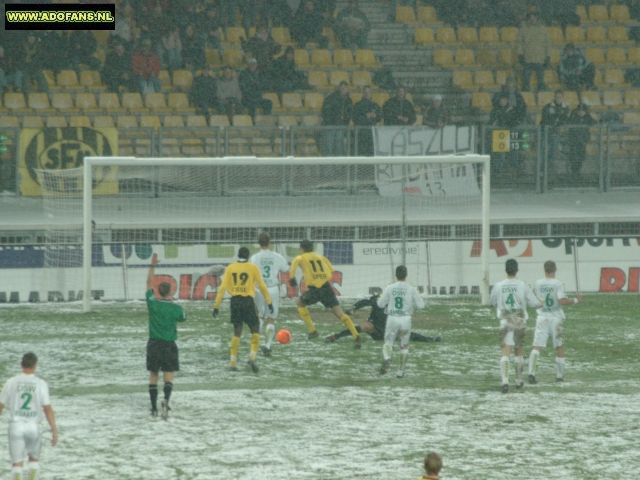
[146,339,179,373]
[300,282,340,309]
[230,295,260,328]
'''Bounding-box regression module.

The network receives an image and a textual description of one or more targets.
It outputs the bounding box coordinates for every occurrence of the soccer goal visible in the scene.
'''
[36,155,490,311]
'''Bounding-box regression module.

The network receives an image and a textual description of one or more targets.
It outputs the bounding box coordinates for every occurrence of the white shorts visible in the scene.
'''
[384,315,412,347]
[255,286,280,319]
[533,314,564,348]
[499,314,527,348]
[8,422,42,463]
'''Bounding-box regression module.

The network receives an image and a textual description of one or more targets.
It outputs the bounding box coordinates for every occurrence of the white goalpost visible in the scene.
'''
[38,155,490,311]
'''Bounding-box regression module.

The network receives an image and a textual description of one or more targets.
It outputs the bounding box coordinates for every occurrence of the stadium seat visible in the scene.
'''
[206,48,222,67]
[433,49,454,67]
[396,6,417,24]
[611,5,632,23]
[498,49,516,66]
[98,92,126,113]
[322,27,337,47]
[501,27,518,44]
[589,5,610,23]
[537,91,554,107]
[608,26,631,44]
[271,27,293,46]
[57,70,80,89]
[294,49,311,68]
[172,70,193,90]
[544,70,561,89]
[471,92,492,111]
[458,27,479,45]
[277,115,298,127]
[547,27,565,45]
[157,70,172,90]
[580,91,603,109]
[308,70,329,89]
[417,6,441,24]
[628,47,640,65]
[251,138,274,156]
[163,115,185,127]
[587,26,608,44]
[311,49,333,68]
[495,70,510,86]
[80,70,102,91]
[351,70,373,87]
[93,115,115,127]
[563,91,580,107]
[479,27,500,45]
[330,71,351,88]
[23,116,44,128]
[181,138,204,156]
[604,69,630,87]
[262,93,282,112]
[586,48,605,66]
[282,92,304,111]
[455,49,477,67]
[436,27,459,45]
[0,116,20,128]
[227,137,249,155]
[550,48,562,66]
[576,5,588,24]
[92,30,110,46]
[565,27,586,44]
[594,69,605,88]
[224,27,247,45]
[372,92,389,108]
[186,115,208,127]
[223,49,245,68]
[75,92,101,113]
[122,93,149,113]
[334,49,354,68]
[4,93,30,112]
[209,115,230,127]
[28,93,55,112]
[473,70,496,89]
[304,92,324,111]
[43,70,56,89]
[623,112,640,124]
[69,115,91,128]
[232,115,253,127]
[51,92,78,112]
[414,27,436,46]
[254,115,276,127]
[145,92,172,113]
[606,47,628,66]
[300,114,321,126]
[477,49,497,67]
[355,49,379,68]
[168,92,194,113]
[139,115,161,128]
[453,70,473,89]
[624,90,640,107]
[521,92,536,110]
[160,138,181,156]
[603,90,623,109]
[46,116,68,128]
[350,92,363,104]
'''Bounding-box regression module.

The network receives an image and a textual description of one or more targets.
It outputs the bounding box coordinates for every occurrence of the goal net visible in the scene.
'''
[36,155,490,311]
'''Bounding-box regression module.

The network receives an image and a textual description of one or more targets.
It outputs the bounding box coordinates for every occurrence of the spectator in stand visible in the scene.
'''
[189,66,219,117]
[492,76,527,126]
[541,90,570,175]
[489,92,521,177]
[103,41,134,93]
[111,1,137,48]
[204,5,222,50]
[270,1,293,28]
[494,0,526,28]
[182,25,207,69]
[37,30,68,74]
[353,85,382,156]
[270,46,307,93]
[242,24,282,77]
[239,58,273,119]
[383,87,416,126]
[15,33,49,95]
[217,66,243,118]
[67,30,101,71]
[464,0,491,28]
[292,0,329,48]
[162,26,182,72]
[132,38,162,94]
[516,12,552,92]
[554,0,580,31]
[336,1,370,49]
[218,0,237,31]
[0,46,19,94]
[321,80,353,156]
[559,43,595,92]
[567,103,596,182]
[423,94,449,128]
[139,4,169,60]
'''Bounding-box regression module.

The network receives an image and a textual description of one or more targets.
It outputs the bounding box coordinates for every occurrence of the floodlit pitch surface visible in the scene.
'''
[1,295,639,479]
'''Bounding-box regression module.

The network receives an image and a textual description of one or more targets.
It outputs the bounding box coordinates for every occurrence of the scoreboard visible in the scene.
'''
[491,130,531,153]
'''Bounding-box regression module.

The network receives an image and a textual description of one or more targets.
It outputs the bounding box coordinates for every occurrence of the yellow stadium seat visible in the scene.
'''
[145,92,172,113]
[498,49,516,66]
[206,48,222,67]
[611,5,632,23]
[623,112,640,124]
[294,49,311,68]
[295,137,319,156]
[372,92,389,108]
[45,116,67,128]
[563,91,580,107]
[311,49,333,68]
[544,70,561,89]
[587,26,608,44]
[322,27,337,47]
[308,70,329,89]
[580,91,603,109]
[93,115,115,128]
[501,27,518,44]
[547,27,565,45]
[209,115,230,127]
[277,115,298,127]
[604,68,630,87]
[608,26,631,44]
[80,70,102,90]
[351,70,372,87]
[224,27,247,45]
[603,90,623,109]
[455,49,477,66]
[68,115,91,127]
[223,49,245,68]
[606,47,628,66]
[43,70,55,88]
[330,71,351,87]
[98,92,126,113]
[414,27,436,46]
[471,92,492,111]
[122,92,148,113]
[550,48,562,66]
[92,30,110,46]
[75,92,101,113]
[433,49,454,67]
[453,70,473,89]
[521,92,536,110]
[173,70,193,90]
[57,70,80,89]
[282,92,304,111]
[589,5,610,23]
[262,93,282,112]
[436,27,459,45]
[251,138,274,156]
[586,48,605,66]
[140,115,161,128]
[254,115,276,127]
[495,70,510,86]
[628,47,640,64]
[355,49,379,68]
[51,92,77,112]
[594,69,605,88]
[576,5,588,24]
[232,115,253,126]
[168,92,194,113]
[23,116,44,128]
[157,70,171,90]
[4,93,30,112]
[479,27,500,45]
[537,91,554,107]
[417,6,441,24]
[271,27,293,46]
[458,27,479,45]
[186,115,208,127]
[624,90,640,107]
[473,70,496,89]
[477,49,497,67]
[395,6,417,24]
[350,92,363,104]
[0,116,20,128]
[300,115,321,126]
[565,27,586,44]
[304,92,324,111]
[28,93,54,112]
[181,138,204,156]
[163,115,185,127]
[334,49,354,68]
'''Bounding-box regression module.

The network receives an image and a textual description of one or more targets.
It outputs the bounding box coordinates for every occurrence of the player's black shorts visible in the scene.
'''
[230,295,259,328]
[369,329,384,341]
[300,282,340,309]
[146,339,179,373]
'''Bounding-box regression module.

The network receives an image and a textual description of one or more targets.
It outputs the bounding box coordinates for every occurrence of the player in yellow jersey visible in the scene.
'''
[289,239,361,348]
[214,247,273,373]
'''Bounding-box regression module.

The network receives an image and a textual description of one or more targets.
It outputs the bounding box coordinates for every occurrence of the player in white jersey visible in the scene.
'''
[489,259,543,393]
[251,232,289,357]
[0,353,58,480]
[377,265,425,378]
[528,260,583,384]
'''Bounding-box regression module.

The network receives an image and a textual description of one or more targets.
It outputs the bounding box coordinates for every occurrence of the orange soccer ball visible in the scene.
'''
[276,329,292,344]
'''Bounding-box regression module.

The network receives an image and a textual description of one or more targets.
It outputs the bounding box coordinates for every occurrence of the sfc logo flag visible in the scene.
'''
[19,127,118,196]
[5,3,115,30]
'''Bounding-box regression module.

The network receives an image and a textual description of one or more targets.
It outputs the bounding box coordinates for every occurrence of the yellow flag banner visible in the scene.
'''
[18,127,119,196]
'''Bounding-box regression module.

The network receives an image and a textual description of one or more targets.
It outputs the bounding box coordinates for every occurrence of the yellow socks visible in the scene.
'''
[298,306,316,333]
[230,336,240,367]
[340,314,359,339]
[250,333,260,361]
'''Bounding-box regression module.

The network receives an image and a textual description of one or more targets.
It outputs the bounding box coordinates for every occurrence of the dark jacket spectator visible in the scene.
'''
[567,103,596,177]
[217,66,242,117]
[559,44,595,92]
[242,25,282,74]
[322,82,353,126]
[182,25,207,69]
[336,0,370,48]
[131,39,162,94]
[270,46,307,93]
[189,67,219,116]
[491,77,527,126]
[292,0,329,48]
[423,95,450,128]
[102,42,133,93]
[139,4,170,53]
[16,33,49,95]
[489,93,520,128]
[239,58,273,117]
[68,30,101,71]
[383,87,416,126]
[353,86,382,156]
[541,91,570,128]
[39,30,70,74]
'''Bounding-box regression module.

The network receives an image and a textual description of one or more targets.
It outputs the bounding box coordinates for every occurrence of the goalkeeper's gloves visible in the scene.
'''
[268,304,274,314]
[213,308,219,319]
[289,278,298,287]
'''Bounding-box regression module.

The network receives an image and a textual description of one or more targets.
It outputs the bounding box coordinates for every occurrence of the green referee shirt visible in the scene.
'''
[146,289,186,341]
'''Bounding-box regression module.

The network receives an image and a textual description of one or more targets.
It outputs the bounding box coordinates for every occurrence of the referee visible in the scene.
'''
[145,253,186,419]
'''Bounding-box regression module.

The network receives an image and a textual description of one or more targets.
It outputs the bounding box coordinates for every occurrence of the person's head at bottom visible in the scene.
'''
[423,452,442,478]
